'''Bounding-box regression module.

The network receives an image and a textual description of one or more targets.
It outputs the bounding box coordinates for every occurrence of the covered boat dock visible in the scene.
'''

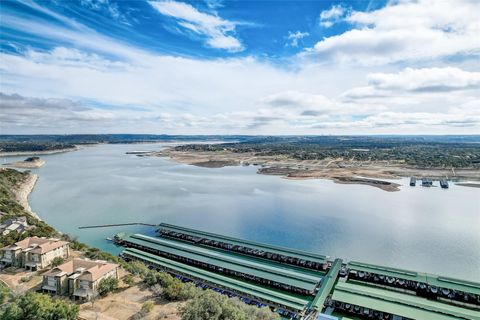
[331,281,480,320]
[157,223,329,271]
[116,233,323,295]
[122,247,311,314]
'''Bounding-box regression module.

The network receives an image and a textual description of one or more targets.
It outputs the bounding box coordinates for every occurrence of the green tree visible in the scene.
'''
[0,284,11,305]
[163,279,184,301]
[0,292,79,320]
[179,290,225,320]
[124,261,149,276]
[179,290,279,320]
[97,277,119,297]
[51,257,65,267]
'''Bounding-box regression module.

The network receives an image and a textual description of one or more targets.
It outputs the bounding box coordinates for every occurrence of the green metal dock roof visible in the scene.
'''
[310,258,343,311]
[159,223,328,264]
[119,233,322,292]
[122,248,311,311]
[348,261,480,296]
[332,281,480,320]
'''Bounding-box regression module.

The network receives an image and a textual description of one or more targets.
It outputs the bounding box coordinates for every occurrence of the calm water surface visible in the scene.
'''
[6,143,480,281]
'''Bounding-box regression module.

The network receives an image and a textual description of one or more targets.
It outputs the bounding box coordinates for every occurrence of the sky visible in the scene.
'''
[0,0,479,135]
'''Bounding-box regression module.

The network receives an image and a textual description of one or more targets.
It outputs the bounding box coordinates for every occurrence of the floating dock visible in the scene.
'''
[410,177,416,186]
[440,179,450,189]
[422,177,433,187]
[114,223,480,319]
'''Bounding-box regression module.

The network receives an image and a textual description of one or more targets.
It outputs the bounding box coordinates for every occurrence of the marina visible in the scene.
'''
[114,223,480,319]
[411,176,452,189]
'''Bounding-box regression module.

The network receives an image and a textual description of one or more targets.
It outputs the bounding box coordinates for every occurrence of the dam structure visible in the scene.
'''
[114,223,480,320]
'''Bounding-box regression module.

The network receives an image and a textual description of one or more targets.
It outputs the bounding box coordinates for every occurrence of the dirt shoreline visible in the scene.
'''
[456,183,480,188]
[3,158,46,169]
[12,172,41,220]
[149,148,480,192]
[0,146,79,157]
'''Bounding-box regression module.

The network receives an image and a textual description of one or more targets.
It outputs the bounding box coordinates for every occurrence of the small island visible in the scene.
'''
[3,157,46,169]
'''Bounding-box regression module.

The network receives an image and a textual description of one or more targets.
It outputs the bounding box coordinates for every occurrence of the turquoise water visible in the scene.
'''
[5,143,480,281]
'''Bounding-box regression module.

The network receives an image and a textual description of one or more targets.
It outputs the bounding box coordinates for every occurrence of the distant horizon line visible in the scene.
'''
[1,134,479,137]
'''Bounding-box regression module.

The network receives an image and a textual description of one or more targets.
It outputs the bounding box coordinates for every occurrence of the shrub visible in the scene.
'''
[179,290,279,320]
[85,248,121,264]
[124,261,149,277]
[177,282,199,300]
[122,274,135,287]
[20,276,31,283]
[163,279,184,301]
[143,270,159,286]
[141,301,154,313]
[51,257,65,267]
[97,277,119,297]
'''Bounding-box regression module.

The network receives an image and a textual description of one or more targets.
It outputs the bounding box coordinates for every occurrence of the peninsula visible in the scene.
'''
[3,157,45,169]
[146,136,480,192]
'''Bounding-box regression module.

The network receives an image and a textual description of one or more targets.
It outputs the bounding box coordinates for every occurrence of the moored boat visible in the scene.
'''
[440,179,449,189]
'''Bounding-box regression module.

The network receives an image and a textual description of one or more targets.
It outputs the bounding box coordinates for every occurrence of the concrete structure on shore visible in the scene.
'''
[115,223,480,320]
[42,258,119,301]
[0,236,69,270]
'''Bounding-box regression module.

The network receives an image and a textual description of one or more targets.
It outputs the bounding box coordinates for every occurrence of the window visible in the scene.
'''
[47,277,56,287]
[79,280,90,289]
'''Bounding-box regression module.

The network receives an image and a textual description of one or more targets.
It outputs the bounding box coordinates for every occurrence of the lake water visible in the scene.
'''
[5,143,480,282]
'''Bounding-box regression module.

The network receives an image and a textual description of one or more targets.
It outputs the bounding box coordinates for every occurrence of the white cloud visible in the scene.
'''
[148,0,243,52]
[319,4,346,28]
[205,0,224,9]
[366,67,480,92]
[287,31,309,47]
[0,93,116,132]
[262,91,335,113]
[310,0,480,65]
[79,0,128,24]
[2,47,479,134]
[356,109,480,128]
[343,67,480,100]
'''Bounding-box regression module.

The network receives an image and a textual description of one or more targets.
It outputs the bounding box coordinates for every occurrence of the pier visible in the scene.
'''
[78,222,158,229]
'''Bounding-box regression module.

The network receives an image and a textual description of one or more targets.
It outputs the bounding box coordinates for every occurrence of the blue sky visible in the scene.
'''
[1,0,386,59]
[0,0,479,134]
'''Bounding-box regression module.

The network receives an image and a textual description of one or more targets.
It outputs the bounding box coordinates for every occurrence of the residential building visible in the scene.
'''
[0,236,69,270]
[42,258,119,300]
[0,216,34,235]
